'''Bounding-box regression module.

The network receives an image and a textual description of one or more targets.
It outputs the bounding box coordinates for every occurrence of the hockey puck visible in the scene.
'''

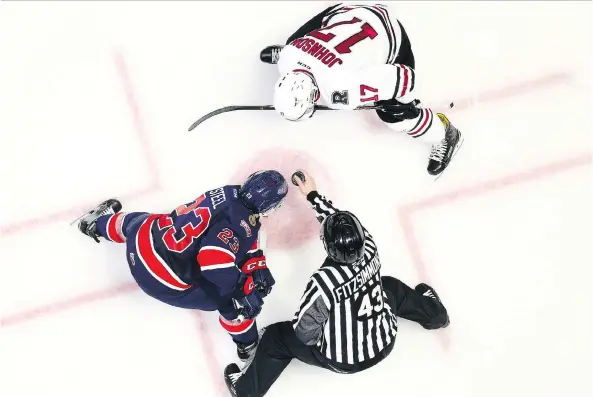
[291,171,305,186]
[449,102,455,108]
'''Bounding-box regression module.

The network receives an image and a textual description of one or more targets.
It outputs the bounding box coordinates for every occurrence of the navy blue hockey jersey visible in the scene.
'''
[135,185,262,297]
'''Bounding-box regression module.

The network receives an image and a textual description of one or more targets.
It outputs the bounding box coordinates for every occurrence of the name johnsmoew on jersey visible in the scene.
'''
[334,256,381,302]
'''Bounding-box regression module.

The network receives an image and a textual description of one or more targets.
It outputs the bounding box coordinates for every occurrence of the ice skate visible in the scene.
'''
[224,363,242,397]
[427,113,464,178]
[415,283,450,329]
[260,45,284,64]
[76,199,122,243]
[236,340,258,362]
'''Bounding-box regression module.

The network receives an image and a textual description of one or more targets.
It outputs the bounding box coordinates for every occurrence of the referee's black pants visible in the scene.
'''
[234,321,329,397]
[234,276,444,397]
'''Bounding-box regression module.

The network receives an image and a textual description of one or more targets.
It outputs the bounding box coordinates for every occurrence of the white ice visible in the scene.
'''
[0,2,591,397]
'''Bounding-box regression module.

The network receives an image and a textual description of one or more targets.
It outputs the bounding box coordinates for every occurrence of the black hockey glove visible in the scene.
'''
[376,99,421,121]
[233,273,265,319]
[240,251,275,297]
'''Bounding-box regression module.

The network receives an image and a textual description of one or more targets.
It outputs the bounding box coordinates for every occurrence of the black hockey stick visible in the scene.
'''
[188,104,344,131]
[187,101,453,131]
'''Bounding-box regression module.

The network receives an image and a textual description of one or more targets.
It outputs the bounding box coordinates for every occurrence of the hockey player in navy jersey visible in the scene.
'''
[259,3,463,177]
[76,170,288,360]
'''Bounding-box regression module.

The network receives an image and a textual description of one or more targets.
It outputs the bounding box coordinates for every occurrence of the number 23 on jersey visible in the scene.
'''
[157,194,212,253]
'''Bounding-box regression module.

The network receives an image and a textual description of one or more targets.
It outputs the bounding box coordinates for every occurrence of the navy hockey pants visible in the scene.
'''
[94,212,258,344]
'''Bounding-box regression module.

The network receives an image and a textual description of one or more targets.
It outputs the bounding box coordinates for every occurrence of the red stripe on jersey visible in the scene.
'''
[409,109,432,136]
[136,215,191,290]
[197,246,236,269]
[372,5,389,22]
[106,213,125,243]
[400,66,410,96]
[219,316,255,335]
[322,6,353,27]
[248,240,259,253]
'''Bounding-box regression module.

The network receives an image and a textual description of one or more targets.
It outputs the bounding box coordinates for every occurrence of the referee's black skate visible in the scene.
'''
[76,199,122,243]
[427,113,463,178]
[260,45,284,64]
[236,340,258,362]
[415,283,450,329]
[224,363,241,397]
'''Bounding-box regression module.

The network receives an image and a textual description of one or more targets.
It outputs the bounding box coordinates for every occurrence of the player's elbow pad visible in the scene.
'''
[197,246,236,271]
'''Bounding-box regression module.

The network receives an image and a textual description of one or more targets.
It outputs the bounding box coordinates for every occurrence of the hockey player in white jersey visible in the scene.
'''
[260,3,463,177]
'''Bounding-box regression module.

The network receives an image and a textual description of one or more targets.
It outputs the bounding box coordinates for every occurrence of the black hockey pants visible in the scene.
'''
[234,276,446,397]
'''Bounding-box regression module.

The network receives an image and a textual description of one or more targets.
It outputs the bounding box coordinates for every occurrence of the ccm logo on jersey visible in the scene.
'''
[290,38,343,68]
[242,256,267,273]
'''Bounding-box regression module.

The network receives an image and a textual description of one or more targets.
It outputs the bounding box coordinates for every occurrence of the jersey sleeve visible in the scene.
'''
[196,221,244,297]
[323,63,416,110]
[292,277,331,346]
[306,190,376,243]
[306,190,340,223]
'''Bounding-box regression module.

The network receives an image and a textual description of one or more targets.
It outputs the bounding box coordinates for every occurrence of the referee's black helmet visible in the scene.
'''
[320,211,365,264]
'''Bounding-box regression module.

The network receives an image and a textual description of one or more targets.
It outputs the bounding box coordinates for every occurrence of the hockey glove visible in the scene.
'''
[233,273,265,319]
[377,99,421,121]
[241,253,275,296]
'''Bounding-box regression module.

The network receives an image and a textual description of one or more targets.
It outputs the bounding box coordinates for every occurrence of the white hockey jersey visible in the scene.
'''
[277,4,417,110]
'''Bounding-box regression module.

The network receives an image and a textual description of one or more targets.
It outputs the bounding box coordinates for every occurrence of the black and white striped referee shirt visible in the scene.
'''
[292,191,397,368]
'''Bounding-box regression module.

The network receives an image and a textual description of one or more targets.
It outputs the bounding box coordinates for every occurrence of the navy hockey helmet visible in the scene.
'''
[321,211,365,265]
[239,170,288,216]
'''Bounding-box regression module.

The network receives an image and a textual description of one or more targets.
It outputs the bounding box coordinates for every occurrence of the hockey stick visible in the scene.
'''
[188,104,341,131]
[187,101,454,131]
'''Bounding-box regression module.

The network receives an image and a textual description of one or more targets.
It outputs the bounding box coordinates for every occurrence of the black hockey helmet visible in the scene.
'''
[320,211,365,265]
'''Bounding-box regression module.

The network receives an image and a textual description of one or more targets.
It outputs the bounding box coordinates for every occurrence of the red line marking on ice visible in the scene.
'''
[113,50,161,190]
[0,51,160,239]
[434,72,572,113]
[195,313,228,397]
[0,186,155,238]
[1,282,138,327]
[397,152,592,350]
[403,153,592,212]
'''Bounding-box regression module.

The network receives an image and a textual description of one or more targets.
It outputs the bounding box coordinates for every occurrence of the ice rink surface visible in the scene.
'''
[1,2,591,397]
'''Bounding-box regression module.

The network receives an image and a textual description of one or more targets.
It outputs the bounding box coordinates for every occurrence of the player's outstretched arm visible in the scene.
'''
[293,169,339,223]
[197,223,245,297]
[294,168,376,245]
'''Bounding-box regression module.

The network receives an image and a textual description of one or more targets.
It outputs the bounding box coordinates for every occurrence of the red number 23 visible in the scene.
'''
[217,228,240,254]
[157,194,212,253]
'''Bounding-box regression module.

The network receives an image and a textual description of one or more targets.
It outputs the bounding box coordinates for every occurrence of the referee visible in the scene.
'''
[223,169,450,397]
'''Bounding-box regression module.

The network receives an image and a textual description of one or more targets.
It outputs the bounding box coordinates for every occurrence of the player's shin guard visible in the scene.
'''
[381,107,444,144]
[219,316,259,361]
[92,211,149,243]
